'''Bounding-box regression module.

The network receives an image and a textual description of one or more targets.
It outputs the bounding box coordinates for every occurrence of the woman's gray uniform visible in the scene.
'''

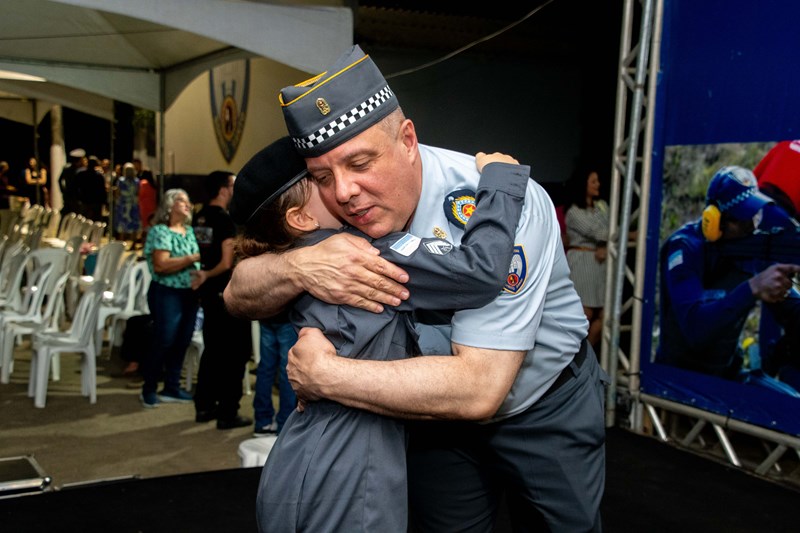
[256,162,530,532]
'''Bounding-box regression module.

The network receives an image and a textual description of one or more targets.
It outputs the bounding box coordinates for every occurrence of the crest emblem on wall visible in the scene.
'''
[210,60,250,162]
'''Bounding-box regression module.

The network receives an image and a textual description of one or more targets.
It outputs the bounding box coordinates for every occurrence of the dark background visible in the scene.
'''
[0,0,622,205]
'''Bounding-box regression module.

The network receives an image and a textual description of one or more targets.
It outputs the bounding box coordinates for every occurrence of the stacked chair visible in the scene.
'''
[28,282,107,408]
[0,248,69,384]
[94,253,139,355]
[0,201,147,408]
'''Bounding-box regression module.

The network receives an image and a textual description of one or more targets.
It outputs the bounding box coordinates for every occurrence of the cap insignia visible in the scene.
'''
[316,98,331,115]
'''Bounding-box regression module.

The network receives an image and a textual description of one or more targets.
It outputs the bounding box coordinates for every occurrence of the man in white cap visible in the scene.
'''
[657,165,800,386]
[225,45,606,531]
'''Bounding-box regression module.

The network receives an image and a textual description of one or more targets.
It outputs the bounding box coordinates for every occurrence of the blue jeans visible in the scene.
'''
[142,281,198,395]
[254,321,298,431]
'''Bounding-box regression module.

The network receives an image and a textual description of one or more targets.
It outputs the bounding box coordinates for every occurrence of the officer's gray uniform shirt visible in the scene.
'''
[411,144,589,421]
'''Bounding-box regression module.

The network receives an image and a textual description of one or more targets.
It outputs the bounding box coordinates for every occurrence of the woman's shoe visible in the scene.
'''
[157,388,193,403]
[140,392,161,408]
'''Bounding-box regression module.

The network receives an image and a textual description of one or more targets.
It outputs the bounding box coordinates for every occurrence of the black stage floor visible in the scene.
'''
[1,428,796,532]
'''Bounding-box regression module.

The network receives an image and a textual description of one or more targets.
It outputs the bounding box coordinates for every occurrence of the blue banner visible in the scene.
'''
[642,0,800,436]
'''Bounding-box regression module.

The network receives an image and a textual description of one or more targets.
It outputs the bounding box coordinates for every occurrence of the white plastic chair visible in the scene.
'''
[62,235,87,322]
[104,260,151,351]
[0,247,64,316]
[94,253,138,355]
[184,329,204,392]
[0,258,69,384]
[0,249,29,312]
[87,221,107,248]
[0,248,70,382]
[67,240,124,319]
[78,240,125,291]
[57,212,77,238]
[28,282,106,408]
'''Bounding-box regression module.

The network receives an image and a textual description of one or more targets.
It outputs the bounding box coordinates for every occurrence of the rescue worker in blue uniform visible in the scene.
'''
[230,137,528,532]
[224,46,607,531]
[657,166,800,385]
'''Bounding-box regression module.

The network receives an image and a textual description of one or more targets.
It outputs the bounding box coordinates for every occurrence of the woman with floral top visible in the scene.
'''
[140,188,201,407]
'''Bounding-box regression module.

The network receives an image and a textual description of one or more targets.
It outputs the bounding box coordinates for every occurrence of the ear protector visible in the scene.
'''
[702,204,723,241]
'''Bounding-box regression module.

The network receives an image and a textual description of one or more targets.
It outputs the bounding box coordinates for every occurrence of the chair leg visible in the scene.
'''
[243,367,252,396]
[110,317,129,348]
[34,348,52,408]
[84,348,97,404]
[95,327,104,358]
[107,318,118,349]
[184,348,195,392]
[0,327,11,384]
[51,354,60,382]
[251,321,260,366]
[27,346,38,398]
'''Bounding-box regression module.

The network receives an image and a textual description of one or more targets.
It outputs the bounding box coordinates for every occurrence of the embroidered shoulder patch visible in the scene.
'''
[503,245,527,294]
[667,250,683,270]
[389,233,421,257]
[443,189,476,227]
[423,240,453,256]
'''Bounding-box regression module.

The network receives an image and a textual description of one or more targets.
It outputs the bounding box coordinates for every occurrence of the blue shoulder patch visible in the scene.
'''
[443,189,476,227]
[667,250,684,270]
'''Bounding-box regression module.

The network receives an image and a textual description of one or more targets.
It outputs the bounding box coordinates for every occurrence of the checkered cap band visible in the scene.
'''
[292,86,395,152]
[718,187,757,212]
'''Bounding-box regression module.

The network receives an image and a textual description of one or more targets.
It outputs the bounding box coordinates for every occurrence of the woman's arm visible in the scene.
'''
[151,249,200,274]
[373,159,530,312]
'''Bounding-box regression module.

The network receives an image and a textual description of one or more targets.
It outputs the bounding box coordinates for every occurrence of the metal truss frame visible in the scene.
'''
[603,0,659,427]
[604,0,800,487]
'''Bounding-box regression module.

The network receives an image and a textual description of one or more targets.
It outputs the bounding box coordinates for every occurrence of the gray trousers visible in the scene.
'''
[407,345,607,532]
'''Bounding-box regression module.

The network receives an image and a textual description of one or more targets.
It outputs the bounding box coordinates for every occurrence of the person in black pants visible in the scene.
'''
[192,170,252,429]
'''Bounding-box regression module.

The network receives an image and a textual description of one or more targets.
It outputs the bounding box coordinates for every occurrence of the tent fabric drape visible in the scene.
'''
[0,0,353,112]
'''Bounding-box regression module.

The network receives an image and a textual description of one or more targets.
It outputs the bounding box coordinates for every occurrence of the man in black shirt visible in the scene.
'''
[59,148,86,220]
[192,170,252,429]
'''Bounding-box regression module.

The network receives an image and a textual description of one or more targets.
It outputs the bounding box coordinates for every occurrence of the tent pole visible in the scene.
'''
[32,99,41,206]
[159,75,165,199]
[50,104,65,215]
[108,112,115,239]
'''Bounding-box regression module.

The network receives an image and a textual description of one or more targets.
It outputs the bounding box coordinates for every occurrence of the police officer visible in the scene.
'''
[657,165,800,384]
[224,46,606,531]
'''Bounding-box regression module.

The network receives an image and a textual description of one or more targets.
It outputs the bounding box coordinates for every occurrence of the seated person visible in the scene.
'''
[657,166,800,387]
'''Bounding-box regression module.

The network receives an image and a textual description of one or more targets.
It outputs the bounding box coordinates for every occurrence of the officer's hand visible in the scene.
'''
[291,233,409,313]
[595,246,607,264]
[475,152,519,172]
[748,263,800,303]
[287,327,335,403]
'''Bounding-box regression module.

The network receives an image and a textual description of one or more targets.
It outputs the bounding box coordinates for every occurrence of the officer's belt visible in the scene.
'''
[541,337,589,400]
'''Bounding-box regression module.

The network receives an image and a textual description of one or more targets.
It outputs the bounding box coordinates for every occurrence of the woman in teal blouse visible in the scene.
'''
[140,188,201,407]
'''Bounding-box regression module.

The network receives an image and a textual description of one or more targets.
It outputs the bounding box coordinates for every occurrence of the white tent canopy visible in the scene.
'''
[0,81,114,123]
[0,0,353,112]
